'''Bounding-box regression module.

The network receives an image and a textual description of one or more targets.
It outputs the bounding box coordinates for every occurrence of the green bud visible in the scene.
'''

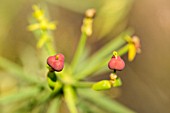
[47,71,57,90]
[113,78,122,87]
[92,80,111,91]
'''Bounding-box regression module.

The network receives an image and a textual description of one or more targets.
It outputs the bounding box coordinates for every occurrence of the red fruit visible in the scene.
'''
[47,53,64,72]
[108,56,125,71]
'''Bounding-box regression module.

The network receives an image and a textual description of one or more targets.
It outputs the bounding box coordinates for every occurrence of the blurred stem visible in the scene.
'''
[0,87,39,104]
[117,44,129,56]
[73,81,94,88]
[71,32,87,72]
[64,85,78,113]
[43,31,56,55]
[79,89,135,113]
[45,38,56,55]
[47,97,61,113]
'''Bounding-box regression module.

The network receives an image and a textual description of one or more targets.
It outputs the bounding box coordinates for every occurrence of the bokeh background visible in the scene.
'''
[0,0,170,113]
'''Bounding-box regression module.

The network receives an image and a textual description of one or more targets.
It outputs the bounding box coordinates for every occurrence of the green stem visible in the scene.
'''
[71,32,87,72]
[45,40,56,55]
[42,31,56,55]
[73,81,94,88]
[64,85,78,113]
[47,97,61,113]
[117,44,129,56]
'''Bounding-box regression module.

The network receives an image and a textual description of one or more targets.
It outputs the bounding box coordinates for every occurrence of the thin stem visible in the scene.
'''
[117,44,129,56]
[45,40,56,55]
[64,85,78,113]
[71,32,87,72]
[113,69,117,74]
[47,97,61,113]
[73,81,94,88]
[42,31,56,55]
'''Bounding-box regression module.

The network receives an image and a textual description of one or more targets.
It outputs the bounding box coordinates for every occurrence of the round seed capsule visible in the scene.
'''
[108,56,125,71]
[47,53,65,72]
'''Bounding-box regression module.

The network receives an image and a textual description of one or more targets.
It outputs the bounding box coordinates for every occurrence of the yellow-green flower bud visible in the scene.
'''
[81,18,93,36]
[92,80,111,91]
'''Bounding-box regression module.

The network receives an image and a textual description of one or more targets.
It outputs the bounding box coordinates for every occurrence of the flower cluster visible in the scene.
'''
[28,5,56,31]
[28,5,56,50]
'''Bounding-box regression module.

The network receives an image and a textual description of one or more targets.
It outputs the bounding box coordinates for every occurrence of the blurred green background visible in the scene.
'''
[0,0,170,113]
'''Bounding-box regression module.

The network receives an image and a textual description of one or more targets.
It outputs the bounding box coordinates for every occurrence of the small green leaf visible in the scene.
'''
[113,78,122,87]
[92,80,111,91]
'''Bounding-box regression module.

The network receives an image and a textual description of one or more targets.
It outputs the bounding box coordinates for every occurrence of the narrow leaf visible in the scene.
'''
[0,87,39,104]
[0,56,40,84]
[64,85,78,113]
[78,89,136,113]
[47,97,61,113]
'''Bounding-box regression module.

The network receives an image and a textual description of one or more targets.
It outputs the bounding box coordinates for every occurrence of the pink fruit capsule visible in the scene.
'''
[47,53,64,72]
[108,56,125,71]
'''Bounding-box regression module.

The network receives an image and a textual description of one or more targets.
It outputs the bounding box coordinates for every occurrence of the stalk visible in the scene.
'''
[71,32,87,71]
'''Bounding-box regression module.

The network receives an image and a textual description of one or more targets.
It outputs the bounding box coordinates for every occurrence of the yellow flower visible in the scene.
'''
[28,19,56,31]
[28,5,57,31]
[32,5,45,21]
[125,35,141,61]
